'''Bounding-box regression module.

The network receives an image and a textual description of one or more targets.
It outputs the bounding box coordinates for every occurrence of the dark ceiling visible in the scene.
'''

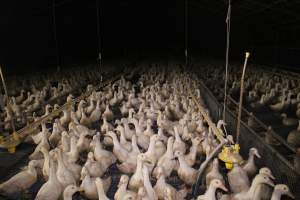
[0,0,300,73]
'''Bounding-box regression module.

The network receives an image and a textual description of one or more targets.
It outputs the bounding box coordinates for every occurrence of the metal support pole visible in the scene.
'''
[185,0,188,68]
[223,0,231,123]
[0,66,16,133]
[96,0,102,72]
[236,52,250,143]
[52,0,60,72]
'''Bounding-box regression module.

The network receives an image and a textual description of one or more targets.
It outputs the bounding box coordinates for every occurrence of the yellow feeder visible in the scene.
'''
[0,132,21,153]
[218,143,243,170]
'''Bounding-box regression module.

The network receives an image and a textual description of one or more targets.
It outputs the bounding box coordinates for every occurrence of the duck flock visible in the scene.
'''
[0,65,296,200]
[0,65,119,134]
[198,63,300,170]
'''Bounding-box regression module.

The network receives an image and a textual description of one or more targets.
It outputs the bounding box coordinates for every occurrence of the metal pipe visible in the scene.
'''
[236,52,250,143]
[0,66,16,133]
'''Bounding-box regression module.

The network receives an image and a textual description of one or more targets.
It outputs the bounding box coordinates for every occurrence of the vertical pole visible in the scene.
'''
[236,52,250,143]
[0,66,16,133]
[52,0,60,72]
[96,0,102,73]
[185,0,188,68]
[223,0,231,123]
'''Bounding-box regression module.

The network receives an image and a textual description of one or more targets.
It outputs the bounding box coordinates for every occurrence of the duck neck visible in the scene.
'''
[143,167,156,200]
[166,139,174,158]
[28,163,37,175]
[146,123,152,132]
[270,189,282,200]
[77,133,86,146]
[189,143,198,159]
[57,150,66,171]
[146,138,156,154]
[49,159,58,182]
[70,137,78,156]
[117,130,126,144]
[96,180,109,200]
[64,192,74,200]
[95,137,103,151]
[157,175,166,186]
[248,180,261,197]
[205,185,217,200]
[110,133,121,149]
[247,153,255,165]
[178,155,190,170]
[42,150,49,167]
[175,129,181,141]
[134,120,142,134]
[136,158,143,174]
[132,136,140,153]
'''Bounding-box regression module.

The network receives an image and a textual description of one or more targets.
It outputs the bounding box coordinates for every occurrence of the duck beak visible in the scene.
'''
[78,187,84,192]
[219,183,228,192]
[266,180,275,187]
[255,151,261,158]
[287,191,295,199]
[269,173,275,180]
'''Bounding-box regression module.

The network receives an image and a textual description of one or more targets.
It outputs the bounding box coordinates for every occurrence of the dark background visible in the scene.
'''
[1,0,300,74]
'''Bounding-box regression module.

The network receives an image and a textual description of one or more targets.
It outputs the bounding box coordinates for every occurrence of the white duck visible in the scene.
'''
[129,154,146,191]
[92,133,116,171]
[205,158,224,186]
[102,104,114,121]
[63,185,80,200]
[175,150,198,186]
[89,99,101,123]
[242,147,261,178]
[55,148,76,189]
[228,162,250,193]
[271,184,295,200]
[117,134,141,174]
[95,177,110,200]
[139,164,158,200]
[154,167,187,200]
[29,130,50,160]
[84,152,104,177]
[173,127,186,154]
[115,175,137,200]
[153,136,176,178]
[0,160,38,195]
[80,166,111,200]
[197,179,228,200]
[35,157,62,200]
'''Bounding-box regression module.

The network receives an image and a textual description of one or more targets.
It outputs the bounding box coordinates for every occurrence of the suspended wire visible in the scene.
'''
[185,0,188,68]
[222,0,231,136]
[52,0,60,72]
[96,0,102,71]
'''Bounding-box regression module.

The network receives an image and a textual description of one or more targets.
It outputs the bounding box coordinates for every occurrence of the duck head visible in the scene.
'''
[64,185,80,199]
[274,184,295,199]
[210,179,228,192]
[118,175,129,187]
[192,137,203,146]
[249,147,261,158]
[259,167,275,180]
[254,174,275,187]
[280,113,287,119]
